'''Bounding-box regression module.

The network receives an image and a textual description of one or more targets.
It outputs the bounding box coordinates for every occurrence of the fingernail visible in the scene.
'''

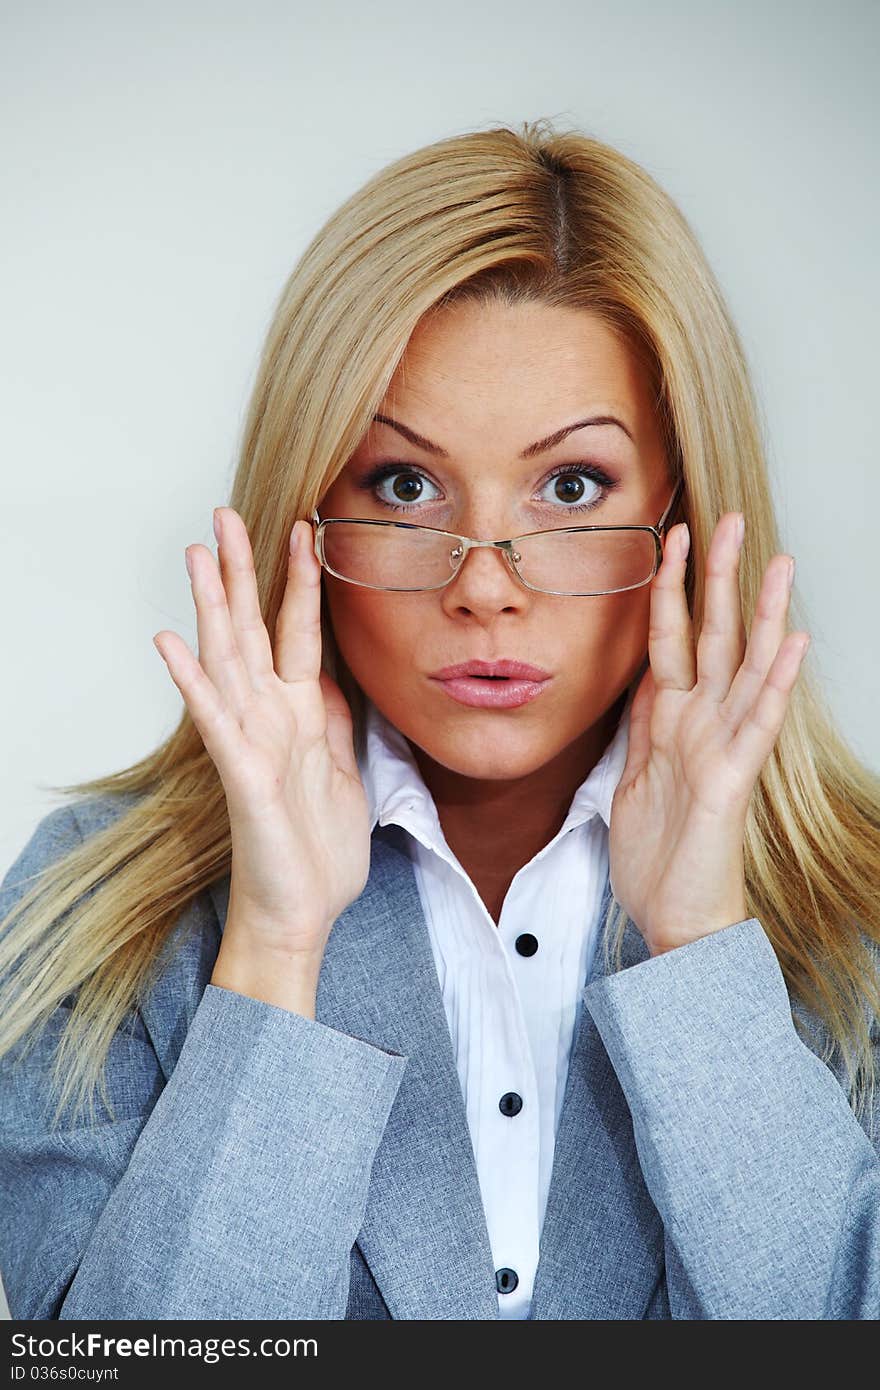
[787,556,796,589]
[185,548,193,579]
[213,509,222,545]
[680,524,690,561]
[736,513,745,548]
[290,522,299,557]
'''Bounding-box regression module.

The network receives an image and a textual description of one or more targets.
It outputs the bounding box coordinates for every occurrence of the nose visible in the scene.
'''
[440,537,528,616]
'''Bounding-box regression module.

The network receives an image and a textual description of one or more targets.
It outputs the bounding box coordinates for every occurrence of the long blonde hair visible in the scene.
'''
[3,117,879,1131]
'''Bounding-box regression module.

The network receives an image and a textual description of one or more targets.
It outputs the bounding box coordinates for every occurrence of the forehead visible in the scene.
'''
[382,300,652,420]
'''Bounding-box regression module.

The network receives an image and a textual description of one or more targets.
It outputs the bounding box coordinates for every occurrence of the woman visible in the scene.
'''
[1,119,878,1321]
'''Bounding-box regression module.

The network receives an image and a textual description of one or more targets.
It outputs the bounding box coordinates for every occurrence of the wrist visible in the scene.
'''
[211,935,324,1017]
[646,908,750,958]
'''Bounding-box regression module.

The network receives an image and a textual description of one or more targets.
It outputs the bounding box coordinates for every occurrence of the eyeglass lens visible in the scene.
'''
[320,521,657,595]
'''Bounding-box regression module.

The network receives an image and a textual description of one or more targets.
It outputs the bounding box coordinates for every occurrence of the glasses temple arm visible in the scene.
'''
[657,476,685,533]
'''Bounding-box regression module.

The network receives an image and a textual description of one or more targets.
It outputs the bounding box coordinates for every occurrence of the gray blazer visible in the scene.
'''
[1,792,878,1320]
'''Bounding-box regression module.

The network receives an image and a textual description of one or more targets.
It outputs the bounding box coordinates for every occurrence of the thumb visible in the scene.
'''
[319,669,361,779]
[618,661,655,793]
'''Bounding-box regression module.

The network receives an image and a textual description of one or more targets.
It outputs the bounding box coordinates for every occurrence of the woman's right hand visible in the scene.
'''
[152,508,372,969]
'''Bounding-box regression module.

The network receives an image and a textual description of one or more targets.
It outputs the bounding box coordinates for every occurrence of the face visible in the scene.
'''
[318,299,673,786]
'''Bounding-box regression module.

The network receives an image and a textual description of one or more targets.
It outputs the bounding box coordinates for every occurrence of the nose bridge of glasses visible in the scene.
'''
[460,534,518,551]
[452,534,522,576]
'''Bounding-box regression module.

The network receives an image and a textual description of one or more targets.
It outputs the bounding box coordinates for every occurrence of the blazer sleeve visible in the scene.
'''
[582,916,880,1320]
[0,805,408,1320]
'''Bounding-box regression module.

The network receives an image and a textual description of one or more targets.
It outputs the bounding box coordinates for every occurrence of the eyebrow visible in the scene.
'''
[371,411,634,457]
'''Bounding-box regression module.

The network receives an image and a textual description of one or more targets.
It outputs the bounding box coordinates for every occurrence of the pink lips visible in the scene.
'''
[429,658,552,710]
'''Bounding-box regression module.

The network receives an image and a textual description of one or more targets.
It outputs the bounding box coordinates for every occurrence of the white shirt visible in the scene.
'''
[356,692,632,1319]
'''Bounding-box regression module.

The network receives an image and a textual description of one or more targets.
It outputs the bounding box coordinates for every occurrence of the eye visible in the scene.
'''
[538,464,619,512]
[360,465,442,511]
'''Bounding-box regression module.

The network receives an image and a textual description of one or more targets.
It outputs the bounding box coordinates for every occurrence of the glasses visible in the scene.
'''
[309,476,684,597]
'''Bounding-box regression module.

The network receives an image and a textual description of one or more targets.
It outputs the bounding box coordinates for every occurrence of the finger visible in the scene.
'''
[186,541,255,719]
[153,629,246,774]
[727,630,810,781]
[273,518,329,737]
[213,508,276,687]
[272,514,328,686]
[695,512,747,701]
[645,521,696,691]
[721,552,795,732]
[274,519,323,683]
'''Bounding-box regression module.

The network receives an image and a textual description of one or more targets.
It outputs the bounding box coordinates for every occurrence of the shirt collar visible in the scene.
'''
[357,686,632,847]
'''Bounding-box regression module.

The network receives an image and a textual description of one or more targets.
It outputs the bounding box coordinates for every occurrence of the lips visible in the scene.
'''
[430,659,551,682]
[429,658,553,712]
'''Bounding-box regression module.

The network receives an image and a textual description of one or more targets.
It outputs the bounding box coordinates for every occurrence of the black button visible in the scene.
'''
[496,1267,519,1294]
[499,1091,523,1117]
[515,933,538,956]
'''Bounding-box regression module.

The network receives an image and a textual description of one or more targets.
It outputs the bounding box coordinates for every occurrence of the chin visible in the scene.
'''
[406,722,562,781]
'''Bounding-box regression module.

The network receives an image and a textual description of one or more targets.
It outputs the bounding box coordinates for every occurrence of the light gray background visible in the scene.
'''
[1,0,877,1322]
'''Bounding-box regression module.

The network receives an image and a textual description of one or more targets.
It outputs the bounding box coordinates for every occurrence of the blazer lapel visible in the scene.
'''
[529,878,666,1319]
[305,821,499,1320]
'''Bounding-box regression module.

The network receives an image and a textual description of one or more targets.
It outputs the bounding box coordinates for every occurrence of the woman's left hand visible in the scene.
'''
[608,510,810,958]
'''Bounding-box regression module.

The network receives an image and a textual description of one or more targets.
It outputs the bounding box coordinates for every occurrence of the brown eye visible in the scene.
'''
[537,465,619,513]
[358,463,443,512]
[550,473,593,504]
[389,472,427,503]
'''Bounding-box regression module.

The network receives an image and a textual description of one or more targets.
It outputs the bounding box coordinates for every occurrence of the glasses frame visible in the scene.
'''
[309,475,685,597]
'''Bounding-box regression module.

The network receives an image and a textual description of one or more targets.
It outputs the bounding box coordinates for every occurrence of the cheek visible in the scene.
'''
[323,581,422,683]
[550,589,652,728]
[564,587,652,664]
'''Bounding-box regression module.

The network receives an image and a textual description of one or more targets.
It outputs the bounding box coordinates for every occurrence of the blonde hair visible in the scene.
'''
[2,118,879,1131]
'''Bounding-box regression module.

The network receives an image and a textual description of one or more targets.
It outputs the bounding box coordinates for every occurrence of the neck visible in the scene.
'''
[407,689,627,895]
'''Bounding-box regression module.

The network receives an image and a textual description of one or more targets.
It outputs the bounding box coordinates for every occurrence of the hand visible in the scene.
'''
[152,508,372,965]
[608,511,810,958]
